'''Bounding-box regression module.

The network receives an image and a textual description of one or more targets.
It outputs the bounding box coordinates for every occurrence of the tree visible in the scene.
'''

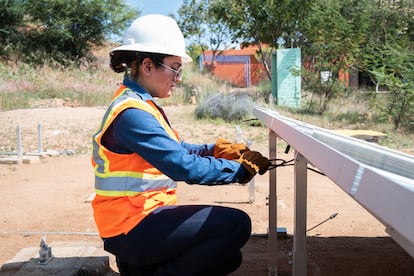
[300,0,371,113]
[210,0,312,80]
[0,0,26,58]
[369,42,414,130]
[175,0,414,129]
[0,0,138,64]
[360,0,414,130]
[359,0,414,90]
[175,0,234,70]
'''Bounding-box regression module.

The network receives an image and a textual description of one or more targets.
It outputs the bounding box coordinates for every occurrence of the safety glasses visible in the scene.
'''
[159,63,183,82]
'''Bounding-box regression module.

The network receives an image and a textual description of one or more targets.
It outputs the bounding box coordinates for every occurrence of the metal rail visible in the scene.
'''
[254,107,414,275]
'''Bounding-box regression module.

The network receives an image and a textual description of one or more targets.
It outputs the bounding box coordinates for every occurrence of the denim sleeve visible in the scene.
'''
[180,141,215,157]
[112,108,246,185]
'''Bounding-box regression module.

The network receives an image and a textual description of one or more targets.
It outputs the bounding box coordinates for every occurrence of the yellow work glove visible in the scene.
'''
[237,151,270,183]
[213,137,250,160]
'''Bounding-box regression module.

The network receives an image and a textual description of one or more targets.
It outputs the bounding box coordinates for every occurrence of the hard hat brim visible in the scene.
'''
[110,44,193,63]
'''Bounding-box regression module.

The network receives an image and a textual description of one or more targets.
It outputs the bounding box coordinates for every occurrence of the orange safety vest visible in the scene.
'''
[91,85,179,238]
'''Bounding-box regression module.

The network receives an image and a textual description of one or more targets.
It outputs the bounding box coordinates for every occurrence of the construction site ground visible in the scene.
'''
[1,105,414,275]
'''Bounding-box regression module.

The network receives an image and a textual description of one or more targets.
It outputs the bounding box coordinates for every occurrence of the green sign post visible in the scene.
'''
[271,48,301,108]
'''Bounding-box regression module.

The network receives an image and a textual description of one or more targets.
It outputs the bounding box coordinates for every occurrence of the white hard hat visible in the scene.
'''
[111,14,192,62]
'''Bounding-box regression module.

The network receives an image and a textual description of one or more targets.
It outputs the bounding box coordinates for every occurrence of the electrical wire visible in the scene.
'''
[307,213,339,232]
[267,158,325,176]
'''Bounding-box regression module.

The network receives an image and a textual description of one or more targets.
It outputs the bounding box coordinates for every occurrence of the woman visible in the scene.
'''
[91,14,269,276]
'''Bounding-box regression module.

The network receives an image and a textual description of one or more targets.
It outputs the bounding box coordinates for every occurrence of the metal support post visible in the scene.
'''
[293,152,308,276]
[236,125,255,203]
[38,123,44,153]
[268,130,278,275]
[249,178,255,203]
[16,126,22,158]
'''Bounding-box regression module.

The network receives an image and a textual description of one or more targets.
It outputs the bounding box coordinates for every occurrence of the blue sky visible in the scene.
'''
[127,0,183,16]
[108,1,183,41]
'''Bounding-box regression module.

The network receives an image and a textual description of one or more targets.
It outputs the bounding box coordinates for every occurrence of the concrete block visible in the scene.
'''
[0,241,113,275]
[22,155,40,164]
[0,157,21,165]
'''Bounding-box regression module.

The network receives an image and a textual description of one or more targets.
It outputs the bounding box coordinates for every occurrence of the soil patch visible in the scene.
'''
[1,106,413,275]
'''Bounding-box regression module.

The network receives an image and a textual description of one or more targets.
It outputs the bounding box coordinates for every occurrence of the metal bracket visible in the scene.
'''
[38,237,53,265]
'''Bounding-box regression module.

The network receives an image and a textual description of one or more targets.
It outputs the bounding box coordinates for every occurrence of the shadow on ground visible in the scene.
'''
[232,235,414,276]
[1,235,413,276]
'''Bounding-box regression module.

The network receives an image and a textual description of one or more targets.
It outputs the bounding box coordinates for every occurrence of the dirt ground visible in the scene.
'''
[1,105,414,275]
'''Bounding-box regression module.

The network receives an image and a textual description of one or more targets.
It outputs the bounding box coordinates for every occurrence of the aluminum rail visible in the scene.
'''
[254,107,414,276]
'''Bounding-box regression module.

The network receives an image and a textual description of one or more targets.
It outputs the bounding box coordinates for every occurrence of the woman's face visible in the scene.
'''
[143,56,182,99]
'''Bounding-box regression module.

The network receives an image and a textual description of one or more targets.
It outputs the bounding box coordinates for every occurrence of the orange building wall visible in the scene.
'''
[203,46,268,87]
[250,61,267,86]
[203,47,349,87]
[211,63,246,87]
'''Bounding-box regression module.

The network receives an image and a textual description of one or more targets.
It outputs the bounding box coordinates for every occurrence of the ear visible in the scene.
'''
[142,58,153,76]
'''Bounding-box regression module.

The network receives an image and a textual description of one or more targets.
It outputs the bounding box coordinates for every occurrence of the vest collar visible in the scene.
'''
[123,75,153,102]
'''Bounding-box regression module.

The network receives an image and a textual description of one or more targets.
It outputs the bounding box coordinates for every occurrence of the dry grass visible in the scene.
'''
[0,44,413,154]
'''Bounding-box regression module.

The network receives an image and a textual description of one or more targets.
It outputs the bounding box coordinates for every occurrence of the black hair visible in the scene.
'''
[110,51,171,73]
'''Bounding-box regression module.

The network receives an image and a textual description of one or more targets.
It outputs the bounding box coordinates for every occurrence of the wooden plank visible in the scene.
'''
[334,129,387,142]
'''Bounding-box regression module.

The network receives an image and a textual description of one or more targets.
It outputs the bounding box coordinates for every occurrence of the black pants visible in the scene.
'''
[103,205,252,276]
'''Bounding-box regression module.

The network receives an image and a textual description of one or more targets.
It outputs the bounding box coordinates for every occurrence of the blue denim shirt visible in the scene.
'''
[101,76,246,185]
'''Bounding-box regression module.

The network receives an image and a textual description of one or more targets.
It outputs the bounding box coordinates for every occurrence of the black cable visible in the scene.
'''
[267,158,325,176]
[307,213,339,232]
[234,125,324,175]
[307,166,325,175]
[241,118,259,123]
[268,158,294,170]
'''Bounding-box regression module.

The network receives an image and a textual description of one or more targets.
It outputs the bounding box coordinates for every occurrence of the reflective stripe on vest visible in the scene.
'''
[92,86,178,196]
